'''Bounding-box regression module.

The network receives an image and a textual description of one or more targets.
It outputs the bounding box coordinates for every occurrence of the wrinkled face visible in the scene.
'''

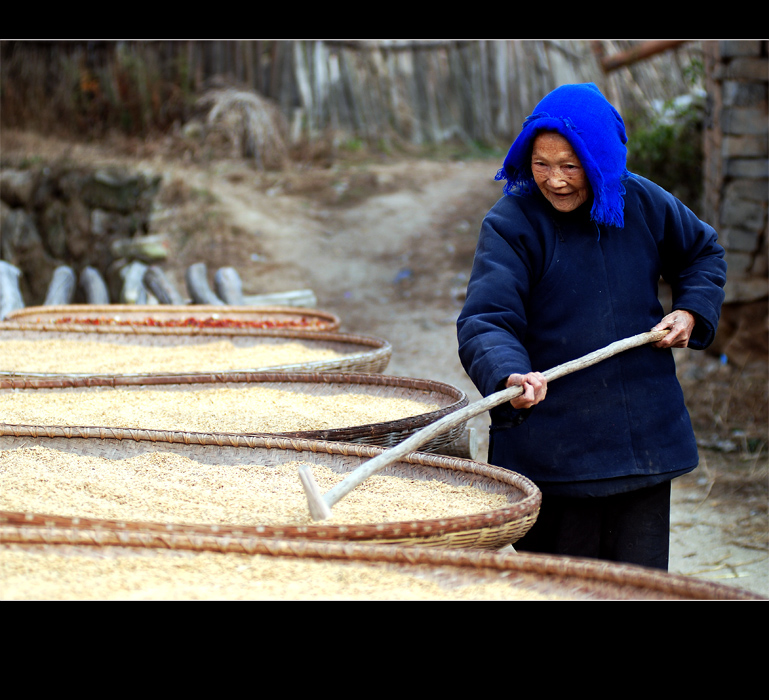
[531,132,590,213]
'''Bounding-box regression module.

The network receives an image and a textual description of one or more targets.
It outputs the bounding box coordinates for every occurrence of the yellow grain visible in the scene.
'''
[0,338,344,374]
[0,446,510,527]
[0,386,440,433]
[0,546,560,600]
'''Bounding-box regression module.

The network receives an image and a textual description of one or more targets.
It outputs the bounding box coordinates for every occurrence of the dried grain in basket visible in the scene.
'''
[2,304,341,333]
[0,429,540,550]
[0,372,469,453]
[0,535,761,600]
[0,328,392,377]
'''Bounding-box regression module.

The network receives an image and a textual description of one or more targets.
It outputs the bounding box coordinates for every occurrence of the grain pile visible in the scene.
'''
[0,338,345,374]
[0,446,511,527]
[0,546,561,600]
[0,386,440,433]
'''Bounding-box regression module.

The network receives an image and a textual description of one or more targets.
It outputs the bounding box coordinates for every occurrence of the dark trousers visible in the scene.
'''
[514,481,671,571]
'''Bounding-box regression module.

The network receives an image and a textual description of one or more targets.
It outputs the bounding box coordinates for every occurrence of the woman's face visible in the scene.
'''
[531,132,590,213]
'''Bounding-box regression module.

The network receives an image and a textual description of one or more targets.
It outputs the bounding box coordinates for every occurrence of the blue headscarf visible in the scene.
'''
[496,83,631,228]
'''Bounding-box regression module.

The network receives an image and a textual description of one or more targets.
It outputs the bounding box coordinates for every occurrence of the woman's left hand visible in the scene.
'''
[506,372,548,409]
[652,310,696,348]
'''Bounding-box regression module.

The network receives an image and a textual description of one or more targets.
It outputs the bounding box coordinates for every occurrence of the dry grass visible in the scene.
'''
[673,347,768,531]
[676,349,768,458]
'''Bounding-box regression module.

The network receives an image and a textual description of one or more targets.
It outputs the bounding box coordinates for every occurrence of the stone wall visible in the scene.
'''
[703,40,768,364]
[0,165,161,306]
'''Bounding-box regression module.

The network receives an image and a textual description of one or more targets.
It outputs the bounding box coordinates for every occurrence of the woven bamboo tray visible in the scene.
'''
[0,535,760,600]
[2,304,341,333]
[0,372,469,453]
[0,328,391,377]
[0,430,540,550]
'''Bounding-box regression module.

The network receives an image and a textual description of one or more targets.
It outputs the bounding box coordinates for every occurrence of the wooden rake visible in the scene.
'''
[299,329,669,520]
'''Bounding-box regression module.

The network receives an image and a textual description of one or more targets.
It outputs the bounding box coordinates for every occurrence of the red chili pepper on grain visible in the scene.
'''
[51,315,323,329]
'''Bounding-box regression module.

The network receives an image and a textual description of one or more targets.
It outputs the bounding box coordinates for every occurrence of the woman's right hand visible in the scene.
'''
[506,372,547,410]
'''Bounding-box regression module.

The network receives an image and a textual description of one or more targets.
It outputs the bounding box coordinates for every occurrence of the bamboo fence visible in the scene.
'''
[0,39,704,147]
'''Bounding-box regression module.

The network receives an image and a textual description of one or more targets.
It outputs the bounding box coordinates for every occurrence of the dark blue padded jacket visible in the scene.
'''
[456,174,726,496]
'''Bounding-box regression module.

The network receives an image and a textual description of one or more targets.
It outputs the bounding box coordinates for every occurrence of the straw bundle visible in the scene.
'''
[196,87,288,169]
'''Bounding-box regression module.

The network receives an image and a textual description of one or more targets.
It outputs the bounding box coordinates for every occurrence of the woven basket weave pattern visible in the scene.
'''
[0,430,540,550]
[0,526,759,600]
[0,372,468,452]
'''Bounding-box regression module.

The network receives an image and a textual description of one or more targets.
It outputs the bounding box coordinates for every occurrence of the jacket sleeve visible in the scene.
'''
[456,198,540,398]
[655,183,727,350]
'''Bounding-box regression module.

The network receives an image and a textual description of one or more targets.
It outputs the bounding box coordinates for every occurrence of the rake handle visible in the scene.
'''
[301,329,669,519]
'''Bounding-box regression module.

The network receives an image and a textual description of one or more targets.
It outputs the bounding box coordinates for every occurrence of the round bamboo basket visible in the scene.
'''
[0,372,469,453]
[0,328,391,377]
[0,535,760,601]
[0,430,540,550]
[2,304,341,333]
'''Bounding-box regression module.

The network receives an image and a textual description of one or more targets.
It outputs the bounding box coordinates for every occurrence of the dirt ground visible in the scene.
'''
[2,129,768,599]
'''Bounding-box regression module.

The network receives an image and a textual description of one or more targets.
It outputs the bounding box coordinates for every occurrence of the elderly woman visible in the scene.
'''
[456,83,726,570]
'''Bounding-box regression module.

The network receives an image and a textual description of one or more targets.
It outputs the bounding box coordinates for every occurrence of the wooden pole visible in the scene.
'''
[599,40,688,72]
[300,329,670,520]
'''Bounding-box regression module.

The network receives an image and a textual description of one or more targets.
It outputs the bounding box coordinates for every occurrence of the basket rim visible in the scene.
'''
[5,303,339,316]
[0,529,760,600]
[0,303,341,334]
[0,330,393,377]
[0,427,541,539]
[0,326,389,345]
[0,371,469,445]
